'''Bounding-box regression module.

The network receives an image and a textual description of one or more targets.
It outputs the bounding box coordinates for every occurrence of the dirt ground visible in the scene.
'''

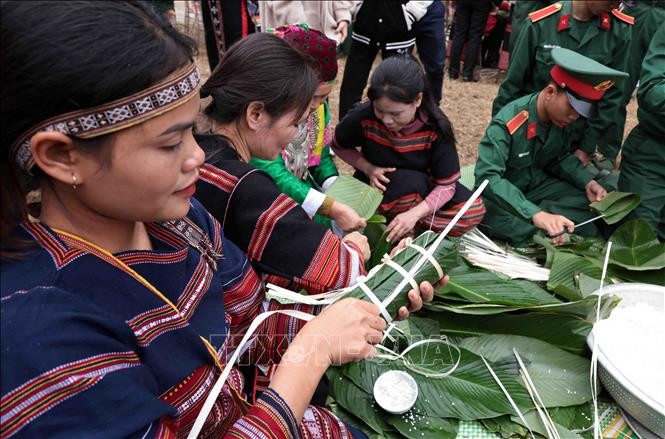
[181,6,638,171]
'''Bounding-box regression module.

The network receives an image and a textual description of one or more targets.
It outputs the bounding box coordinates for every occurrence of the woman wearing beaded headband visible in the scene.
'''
[1,2,438,438]
[195,32,371,295]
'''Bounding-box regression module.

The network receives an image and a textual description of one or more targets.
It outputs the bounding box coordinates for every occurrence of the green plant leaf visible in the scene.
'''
[547,252,603,301]
[436,266,560,306]
[364,223,392,270]
[607,219,665,271]
[511,411,584,438]
[386,413,458,439]
[328,368,391,435]
[481,415,530,438]
[589,191,640,224]
[340,348,533,421]
[424,295,620,355]
[460,335,592,407]
[367,214,387,224]
[325,174,383,220]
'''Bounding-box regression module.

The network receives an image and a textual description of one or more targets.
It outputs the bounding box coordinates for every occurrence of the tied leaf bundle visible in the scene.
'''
[344,231,455,319]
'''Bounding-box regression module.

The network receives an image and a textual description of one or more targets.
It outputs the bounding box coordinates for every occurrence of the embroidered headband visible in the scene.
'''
[11,62,201,172]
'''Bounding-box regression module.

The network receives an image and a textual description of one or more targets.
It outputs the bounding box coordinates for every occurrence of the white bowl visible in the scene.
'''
[373,370,418,414]
[587,283,665,437]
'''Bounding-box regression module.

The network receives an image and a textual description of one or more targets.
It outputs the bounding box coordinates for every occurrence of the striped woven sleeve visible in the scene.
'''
[197,162,365,295]
[1,287,173,438]
[216,232,323,365]
[225,389,300,439]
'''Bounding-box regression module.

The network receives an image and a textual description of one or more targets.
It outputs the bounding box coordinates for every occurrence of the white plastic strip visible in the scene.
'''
[356,279,392,323]
[383,259,419,293]
[591,241,613,439]
[374,337,461,378]
[407,243,444,279]
[513,349,560,439]
[188,309,315,439]
[481,356,536,439]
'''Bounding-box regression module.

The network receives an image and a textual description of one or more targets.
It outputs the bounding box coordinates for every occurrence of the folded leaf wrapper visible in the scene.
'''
[343,231,455,319]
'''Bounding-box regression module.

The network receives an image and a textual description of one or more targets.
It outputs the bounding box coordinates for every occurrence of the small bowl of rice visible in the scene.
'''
[373,370,418,414]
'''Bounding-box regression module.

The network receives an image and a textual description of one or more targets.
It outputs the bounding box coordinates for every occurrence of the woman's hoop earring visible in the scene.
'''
[71,174,78,190]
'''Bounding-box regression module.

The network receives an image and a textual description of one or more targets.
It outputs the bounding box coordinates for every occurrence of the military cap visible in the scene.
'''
[549,47,628,118]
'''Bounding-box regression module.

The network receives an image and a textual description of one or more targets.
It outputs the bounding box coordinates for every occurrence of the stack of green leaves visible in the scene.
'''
[327,228,637,438]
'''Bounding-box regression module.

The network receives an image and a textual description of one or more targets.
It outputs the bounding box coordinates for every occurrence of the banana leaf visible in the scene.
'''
[325,174,383,220]
[436,265,561,306]
[426,294,619,319]
[364,222,392,270]
[338,348,533,421]
[481,415,530,438]
[589,191,640,224]
[510,411,584,438]
[344,231,454,318]
[547,252,603,301]
[422,308,615,356]
[387,414,458,439]
[460,335,592,407]
[607,219,665,271]
[328,368,393,435]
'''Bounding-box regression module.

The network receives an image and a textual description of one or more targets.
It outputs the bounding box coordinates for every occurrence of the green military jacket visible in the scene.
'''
[636,24,665,139]
[476,92,593,221]
[492,1,632,158]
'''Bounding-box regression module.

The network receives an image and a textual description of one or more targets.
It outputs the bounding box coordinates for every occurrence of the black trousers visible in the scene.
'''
[338,40,413,119]
[449,0,492,77]
[481,14,507,68]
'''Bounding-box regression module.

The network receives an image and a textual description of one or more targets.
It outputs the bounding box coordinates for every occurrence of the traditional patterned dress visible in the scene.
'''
[250,101,338,228]
[334,101,485,236]
[0,199,363,438]
[195,133,365,295]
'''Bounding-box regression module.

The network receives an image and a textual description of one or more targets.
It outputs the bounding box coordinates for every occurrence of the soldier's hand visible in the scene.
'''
[574,149,591,167]
[585,180,607,203]
[532,211,575,246]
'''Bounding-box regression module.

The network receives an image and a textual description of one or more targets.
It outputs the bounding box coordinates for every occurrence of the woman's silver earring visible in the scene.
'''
[71,174,78,190]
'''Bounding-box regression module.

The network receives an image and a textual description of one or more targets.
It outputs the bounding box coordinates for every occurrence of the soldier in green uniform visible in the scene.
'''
[618,25,665,240]
[508,0,555,53]
[492,1,633,164]
[618,1,665,139]
[475,48,628,246]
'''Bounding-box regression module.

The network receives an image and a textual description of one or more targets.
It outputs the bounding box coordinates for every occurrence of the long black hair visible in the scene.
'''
[1,0,197,258]
[201,32,318,127]
[367,56,456,145]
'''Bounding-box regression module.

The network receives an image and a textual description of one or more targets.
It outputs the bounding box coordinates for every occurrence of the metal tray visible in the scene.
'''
[587,283,665,437]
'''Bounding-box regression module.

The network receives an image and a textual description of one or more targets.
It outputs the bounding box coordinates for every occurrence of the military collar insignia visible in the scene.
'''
[600,13,611,30]
[557,14,570,32]
[526,122,538,140]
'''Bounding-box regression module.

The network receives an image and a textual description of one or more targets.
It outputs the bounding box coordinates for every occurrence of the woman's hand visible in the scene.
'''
[343,231,370,261]
[297,298,386,365]
[532,210,574,246]
[365,164,396,192]
[585,180,607,203]
[396,278,447,320]
[330,201,366,232]
[335,20,349,43]
[385,210,421,243]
